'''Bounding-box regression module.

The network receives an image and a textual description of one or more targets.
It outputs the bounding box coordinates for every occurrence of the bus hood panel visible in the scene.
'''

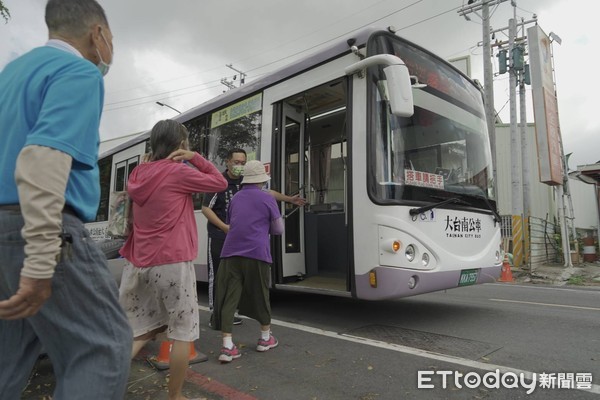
[374,207,502,269]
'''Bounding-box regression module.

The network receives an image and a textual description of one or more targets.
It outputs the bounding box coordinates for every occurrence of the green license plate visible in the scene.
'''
[458,269,478,286]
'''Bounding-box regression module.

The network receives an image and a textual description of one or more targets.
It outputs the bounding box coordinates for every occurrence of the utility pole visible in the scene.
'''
[556,185,572,267]
[479,5,536,268]
[220,77,236,91]
[220,64,247,92]
[508,16,524,267]
[491,14,536,267]
[565,166,578,263]
[458,0,508,198]
[518,18,531,269]
[508,19,522,212]
[226,64,247,85]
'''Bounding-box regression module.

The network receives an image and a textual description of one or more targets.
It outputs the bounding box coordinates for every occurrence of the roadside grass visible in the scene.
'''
[567,275,586,286]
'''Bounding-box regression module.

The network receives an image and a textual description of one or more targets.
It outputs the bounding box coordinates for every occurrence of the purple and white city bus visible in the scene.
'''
[87,27,502,300]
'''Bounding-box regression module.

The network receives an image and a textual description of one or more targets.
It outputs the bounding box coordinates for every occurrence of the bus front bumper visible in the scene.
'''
[355,264,502,300]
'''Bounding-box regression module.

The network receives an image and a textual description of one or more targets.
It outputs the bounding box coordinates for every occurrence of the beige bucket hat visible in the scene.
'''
[241,160,270,184]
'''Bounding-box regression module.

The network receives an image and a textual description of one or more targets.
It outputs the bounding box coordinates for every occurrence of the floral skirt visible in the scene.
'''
[119,261,199,342]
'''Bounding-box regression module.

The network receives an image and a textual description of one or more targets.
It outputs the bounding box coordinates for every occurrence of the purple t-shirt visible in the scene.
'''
[221,185,282,263]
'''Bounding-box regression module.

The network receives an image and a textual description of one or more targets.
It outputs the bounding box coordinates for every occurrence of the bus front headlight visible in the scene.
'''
[422,252,430,267]
[405,245,416,262]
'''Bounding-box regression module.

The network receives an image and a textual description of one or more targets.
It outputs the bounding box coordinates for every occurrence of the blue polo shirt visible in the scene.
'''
[221,185,281,263]
[0,45,104,222]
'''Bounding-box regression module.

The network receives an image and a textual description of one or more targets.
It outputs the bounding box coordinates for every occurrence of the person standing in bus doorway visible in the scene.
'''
[0,1,133,399]
[202,149,306,326]
[212,160,284,362]
[119,119,227,400]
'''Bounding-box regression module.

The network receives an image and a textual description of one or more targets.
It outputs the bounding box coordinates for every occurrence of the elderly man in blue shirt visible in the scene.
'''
[0,1,132,398]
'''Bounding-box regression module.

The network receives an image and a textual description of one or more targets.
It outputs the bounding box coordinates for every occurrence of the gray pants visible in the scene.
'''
[0,210,132,400]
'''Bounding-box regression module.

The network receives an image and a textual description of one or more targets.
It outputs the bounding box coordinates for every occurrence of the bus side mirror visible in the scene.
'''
[345,54,414,118]
[383,64,414,117]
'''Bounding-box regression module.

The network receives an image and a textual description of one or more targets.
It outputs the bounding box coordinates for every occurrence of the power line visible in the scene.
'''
[103,0,395,100]
[105,78,222,107]
[104,71,272,112]
[105,64,225,97]
[103,82,222,112]
[395,4,460,31]
[245,0,428,75]
[103,2,463,114]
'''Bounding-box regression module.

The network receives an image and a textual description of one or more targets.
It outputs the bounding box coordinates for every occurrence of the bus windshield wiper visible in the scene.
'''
[474,193,501,225]
[444,184,501,225]
[409,197,470,217]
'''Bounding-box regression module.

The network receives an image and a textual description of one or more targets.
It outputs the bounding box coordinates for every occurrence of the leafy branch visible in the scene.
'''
[0,1,10,23]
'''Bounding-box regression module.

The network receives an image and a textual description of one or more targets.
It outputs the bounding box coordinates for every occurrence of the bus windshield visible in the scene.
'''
[368,32,495,207]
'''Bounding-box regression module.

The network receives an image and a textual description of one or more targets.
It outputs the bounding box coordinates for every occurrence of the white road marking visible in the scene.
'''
[489,298,600,311]
[486,283,600,294]
[198,305,600,394]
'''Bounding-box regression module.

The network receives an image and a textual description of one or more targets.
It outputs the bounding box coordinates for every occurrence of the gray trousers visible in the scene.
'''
[0,210,132,400]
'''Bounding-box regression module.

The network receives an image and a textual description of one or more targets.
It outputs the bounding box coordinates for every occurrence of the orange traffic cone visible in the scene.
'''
[498,255,514,282]
[147,340,208,370]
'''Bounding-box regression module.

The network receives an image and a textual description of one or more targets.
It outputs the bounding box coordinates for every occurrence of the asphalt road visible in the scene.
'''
[22,282,600,399]
[264,282,600,378]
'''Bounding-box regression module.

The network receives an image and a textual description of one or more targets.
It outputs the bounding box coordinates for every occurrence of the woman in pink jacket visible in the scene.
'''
[119,119,227,400]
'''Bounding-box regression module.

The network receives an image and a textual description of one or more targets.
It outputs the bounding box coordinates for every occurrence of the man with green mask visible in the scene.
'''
[202,148,306,324]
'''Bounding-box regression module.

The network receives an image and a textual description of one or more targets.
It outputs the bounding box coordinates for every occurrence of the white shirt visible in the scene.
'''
[46,39,83,58]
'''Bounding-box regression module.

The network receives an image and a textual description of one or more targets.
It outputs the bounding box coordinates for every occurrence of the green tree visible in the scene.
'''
[0,0,10,23]
[185,113,260,165]
[212,114,260,162]
[184,115,209,157]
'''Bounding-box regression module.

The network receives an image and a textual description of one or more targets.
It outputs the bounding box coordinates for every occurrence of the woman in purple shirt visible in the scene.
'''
[212,160,284,363]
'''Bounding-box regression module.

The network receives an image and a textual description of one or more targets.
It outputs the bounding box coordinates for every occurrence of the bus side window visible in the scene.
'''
[308,140,346,212]
[115,156,140,192]
[95,156,112,222]
[115,161,126,192]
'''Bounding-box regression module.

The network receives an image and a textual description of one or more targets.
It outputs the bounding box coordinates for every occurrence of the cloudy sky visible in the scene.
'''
[1,0,597,169]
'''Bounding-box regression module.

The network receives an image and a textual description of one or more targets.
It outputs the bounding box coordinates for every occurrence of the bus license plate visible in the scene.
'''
[458,269,478,286]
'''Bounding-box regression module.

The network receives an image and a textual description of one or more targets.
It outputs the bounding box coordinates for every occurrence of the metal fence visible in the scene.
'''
[500,214,560,268]
[500,215,512,239]
[529,215,560,267]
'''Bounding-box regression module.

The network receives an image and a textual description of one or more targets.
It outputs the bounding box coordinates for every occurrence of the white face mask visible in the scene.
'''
[96,31,112,76]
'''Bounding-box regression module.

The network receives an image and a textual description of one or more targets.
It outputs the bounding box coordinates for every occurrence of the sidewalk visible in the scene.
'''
[512,260,600,287]
[22,325,228,400]
[20,263,600,399]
